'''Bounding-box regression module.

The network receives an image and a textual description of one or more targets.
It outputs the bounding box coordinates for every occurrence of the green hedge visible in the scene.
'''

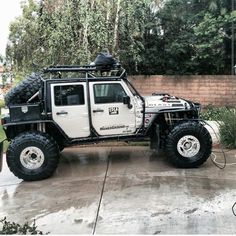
[201,106,236,148]
[218,109,236,148]
[200,105,229,121]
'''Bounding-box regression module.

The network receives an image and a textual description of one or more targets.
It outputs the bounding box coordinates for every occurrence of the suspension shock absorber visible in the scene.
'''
[37,123,46,132]
[164,112,173,126]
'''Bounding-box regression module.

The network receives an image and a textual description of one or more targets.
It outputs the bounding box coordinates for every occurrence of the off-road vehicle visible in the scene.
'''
[0,54,212,181]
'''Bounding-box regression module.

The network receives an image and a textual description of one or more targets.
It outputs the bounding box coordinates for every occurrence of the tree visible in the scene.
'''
[193,13,232,74]
[150,0,236,74]
[5,0,236,75]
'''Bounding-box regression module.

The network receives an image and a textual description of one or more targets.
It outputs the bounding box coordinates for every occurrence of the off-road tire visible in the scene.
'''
[6,132,59,181]
[5,73,42,106]
[59,145,65,152]
[166,122,212,168]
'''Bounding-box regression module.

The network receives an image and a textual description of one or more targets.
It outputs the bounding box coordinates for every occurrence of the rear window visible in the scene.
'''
[54,85,85,106]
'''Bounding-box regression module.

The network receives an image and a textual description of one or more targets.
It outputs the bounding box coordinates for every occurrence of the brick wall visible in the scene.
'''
[129,75,236,107]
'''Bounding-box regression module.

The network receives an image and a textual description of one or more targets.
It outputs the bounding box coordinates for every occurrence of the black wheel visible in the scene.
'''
[5,73,42,106]
[166,122,212,168]
[59,145,65,152]
[6,132,59,181]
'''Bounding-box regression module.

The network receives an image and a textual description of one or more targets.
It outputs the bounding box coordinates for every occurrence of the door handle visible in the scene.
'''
[93,109,104,113]
[56,111,68,115]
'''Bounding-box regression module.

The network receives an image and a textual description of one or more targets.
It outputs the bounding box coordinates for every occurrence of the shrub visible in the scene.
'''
[200,105,229,121]
[200,105,236,148]
[0,217,44,235]
[0,100,5,109]
[218,109,236,148]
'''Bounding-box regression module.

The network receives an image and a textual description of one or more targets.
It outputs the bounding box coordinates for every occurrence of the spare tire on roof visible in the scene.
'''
[5,73,42,107]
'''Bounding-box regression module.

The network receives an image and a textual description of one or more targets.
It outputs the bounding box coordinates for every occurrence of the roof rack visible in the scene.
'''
[43,63,121,73]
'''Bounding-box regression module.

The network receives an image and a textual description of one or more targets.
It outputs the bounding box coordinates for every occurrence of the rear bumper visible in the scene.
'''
[0,141,4,172]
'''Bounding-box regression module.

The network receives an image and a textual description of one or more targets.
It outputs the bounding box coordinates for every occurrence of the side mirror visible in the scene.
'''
[123,95,133,109]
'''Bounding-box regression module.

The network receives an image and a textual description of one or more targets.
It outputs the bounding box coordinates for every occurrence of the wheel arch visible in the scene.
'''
[4,120,68,147]
[147,109,201,150]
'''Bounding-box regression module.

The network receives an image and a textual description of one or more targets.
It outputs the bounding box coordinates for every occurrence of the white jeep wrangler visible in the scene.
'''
[0,58,212,181]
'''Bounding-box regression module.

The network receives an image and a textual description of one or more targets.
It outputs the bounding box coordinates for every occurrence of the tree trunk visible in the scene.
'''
[106,0,110,46]
[83,2,89,58]
[112,0,121,54]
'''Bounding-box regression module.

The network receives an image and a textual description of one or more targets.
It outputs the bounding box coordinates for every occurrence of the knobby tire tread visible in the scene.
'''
[6,131,59,181]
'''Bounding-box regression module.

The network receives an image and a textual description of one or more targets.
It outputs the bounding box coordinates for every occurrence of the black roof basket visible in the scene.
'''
[43,63,121,73]
[42,63,127,81]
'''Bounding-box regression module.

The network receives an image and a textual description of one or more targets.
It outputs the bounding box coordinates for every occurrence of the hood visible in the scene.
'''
[144,94,193,111]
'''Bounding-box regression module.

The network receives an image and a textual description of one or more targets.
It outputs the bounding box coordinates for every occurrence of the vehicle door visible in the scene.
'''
[51,82,90,138]
[89,81,136,136]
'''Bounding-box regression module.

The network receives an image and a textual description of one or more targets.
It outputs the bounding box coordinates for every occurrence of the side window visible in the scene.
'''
[54,85,85,106]
[94,83,126,104]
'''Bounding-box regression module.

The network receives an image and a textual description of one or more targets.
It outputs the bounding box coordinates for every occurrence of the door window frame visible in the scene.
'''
[93,83,127,104]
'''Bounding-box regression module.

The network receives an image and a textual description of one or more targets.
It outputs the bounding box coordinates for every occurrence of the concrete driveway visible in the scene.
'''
[0,145,236,234]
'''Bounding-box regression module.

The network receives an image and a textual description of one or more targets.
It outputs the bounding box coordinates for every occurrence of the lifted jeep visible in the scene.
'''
[0,62,212,181]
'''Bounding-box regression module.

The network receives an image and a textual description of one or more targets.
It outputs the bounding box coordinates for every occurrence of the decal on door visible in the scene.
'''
[109,107,119,115]
[100,124,126,130]
[99,124,133,134]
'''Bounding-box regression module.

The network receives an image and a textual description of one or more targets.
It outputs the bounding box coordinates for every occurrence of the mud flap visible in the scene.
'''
[0,140,4,172]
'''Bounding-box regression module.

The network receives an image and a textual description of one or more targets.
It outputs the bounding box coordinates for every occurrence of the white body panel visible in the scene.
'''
[144,95,190,110]
[143,95,192,127]
[51,82,90,138]
[50,79,190,139]
[89,81,140,136]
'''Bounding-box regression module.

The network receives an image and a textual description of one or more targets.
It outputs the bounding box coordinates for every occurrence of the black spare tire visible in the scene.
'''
[5,73,42,106]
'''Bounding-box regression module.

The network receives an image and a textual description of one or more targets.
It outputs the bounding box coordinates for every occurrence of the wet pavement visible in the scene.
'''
[0,145,236,234]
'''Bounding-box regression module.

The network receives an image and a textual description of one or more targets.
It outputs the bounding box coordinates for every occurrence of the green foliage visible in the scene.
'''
[193,12,232,74]
[200,105,236,149]
[6,0,236,75]
[0,100,5,109]
[0,126,8,152]
[218,109,236,149]
[200,105,230,121]
[0,217,44,235]
[0,125,6,141]
[8,0,146,72]
[153,0,236,75]
[12,71,26,86]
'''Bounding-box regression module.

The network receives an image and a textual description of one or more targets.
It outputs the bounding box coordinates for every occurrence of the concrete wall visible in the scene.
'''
[129,75,236,107]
